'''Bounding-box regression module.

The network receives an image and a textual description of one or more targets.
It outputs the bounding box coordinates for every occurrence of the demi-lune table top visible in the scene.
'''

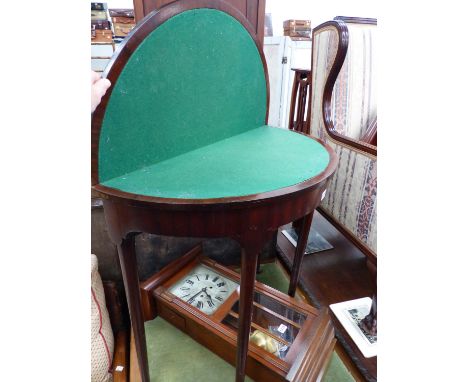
[93,7,332,201]
[101,125,330,199]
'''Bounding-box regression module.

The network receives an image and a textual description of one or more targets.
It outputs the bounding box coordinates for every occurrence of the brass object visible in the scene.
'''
[250,329,279,355]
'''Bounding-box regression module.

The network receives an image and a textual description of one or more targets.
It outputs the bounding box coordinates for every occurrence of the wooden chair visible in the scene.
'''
[288,68,312,134]
[91,1,337,381]
[309,16,378,347]
[287,17,377,262]
[309,16,377,263]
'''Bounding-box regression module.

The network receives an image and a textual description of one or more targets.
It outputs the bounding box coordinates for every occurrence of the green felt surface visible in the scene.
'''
[144,262,355,381]
[101,126,330,199]
[323,353,356,382]
[146,317,254,382]
[253,262,290,295]
[99,8,267,182]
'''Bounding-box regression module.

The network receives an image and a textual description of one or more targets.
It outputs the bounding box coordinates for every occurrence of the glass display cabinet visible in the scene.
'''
[140,244,336,382]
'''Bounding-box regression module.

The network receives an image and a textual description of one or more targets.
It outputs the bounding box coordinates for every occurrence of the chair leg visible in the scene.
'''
[117,234,150,382]
[288,211,314,297]
[235,247,259,382]
[361,293,377,336]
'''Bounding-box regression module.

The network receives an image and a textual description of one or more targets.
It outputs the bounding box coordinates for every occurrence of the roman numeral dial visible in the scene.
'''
[168,264,239,315]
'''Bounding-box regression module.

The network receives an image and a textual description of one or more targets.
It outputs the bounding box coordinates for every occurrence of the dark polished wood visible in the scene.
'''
[236,246,259,382]
[140,243,203,321]
[129,328,142,382]
[93,2,337,381]
[103,280,128,334]
[361,294,377,336]
[334,16,377,25]
[116,234,149,382]
[276,211,377,381]
[132,0,266,43]
[312,20,377,157]
[288,68,312,134]
[112,330,129,382]
[287,312,335,382]
[287,211,313,297]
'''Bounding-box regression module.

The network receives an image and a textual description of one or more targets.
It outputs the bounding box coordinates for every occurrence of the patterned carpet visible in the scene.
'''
[144,262,355,381]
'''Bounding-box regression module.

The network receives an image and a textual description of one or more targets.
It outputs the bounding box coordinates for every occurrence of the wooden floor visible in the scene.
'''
[130,331,141,382]
[112,330,130,382]
[276,211,376,382]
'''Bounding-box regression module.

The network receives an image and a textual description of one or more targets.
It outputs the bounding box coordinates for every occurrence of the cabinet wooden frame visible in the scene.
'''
[140,244,336,382]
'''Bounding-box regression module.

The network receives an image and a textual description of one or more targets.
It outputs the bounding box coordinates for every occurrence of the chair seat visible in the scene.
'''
[101,126,330,199]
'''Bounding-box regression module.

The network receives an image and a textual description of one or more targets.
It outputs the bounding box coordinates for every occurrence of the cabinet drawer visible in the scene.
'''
[159,304,186,331]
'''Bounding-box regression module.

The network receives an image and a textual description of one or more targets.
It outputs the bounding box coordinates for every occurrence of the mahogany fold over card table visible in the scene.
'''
[91,1,337,381]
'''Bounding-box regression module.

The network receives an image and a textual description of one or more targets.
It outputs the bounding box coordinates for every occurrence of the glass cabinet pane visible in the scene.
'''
[222,291,308,360]
[252,291,307,326]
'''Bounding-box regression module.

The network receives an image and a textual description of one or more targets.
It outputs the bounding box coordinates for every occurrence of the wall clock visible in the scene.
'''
[140,244,336,382]
[168,263,239,315]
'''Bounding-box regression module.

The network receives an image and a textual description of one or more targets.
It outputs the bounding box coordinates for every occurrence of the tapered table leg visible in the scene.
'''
[288,211,314,297]
[235,248,259,382]
[117,234,150,382]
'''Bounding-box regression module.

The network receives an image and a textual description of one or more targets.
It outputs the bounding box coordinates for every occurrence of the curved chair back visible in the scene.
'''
[92,1,269,184]
[330,18,377,141]
[309,18,377,258]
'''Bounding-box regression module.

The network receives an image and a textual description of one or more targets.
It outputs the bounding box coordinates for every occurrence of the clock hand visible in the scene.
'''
[203,290,217,309]
[204,289,215,303]
[187,287,206,304]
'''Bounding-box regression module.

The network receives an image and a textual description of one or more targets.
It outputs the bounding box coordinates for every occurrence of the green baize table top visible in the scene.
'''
[101,125,330,199]
[97,9,330,199]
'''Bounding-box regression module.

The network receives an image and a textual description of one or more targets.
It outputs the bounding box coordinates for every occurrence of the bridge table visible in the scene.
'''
[91,2,337,381]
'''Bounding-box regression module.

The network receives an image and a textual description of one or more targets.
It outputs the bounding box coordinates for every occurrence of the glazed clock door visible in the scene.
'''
[168,264,239,315]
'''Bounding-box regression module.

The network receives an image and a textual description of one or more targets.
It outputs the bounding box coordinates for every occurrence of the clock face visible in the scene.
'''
[168,264,239,315]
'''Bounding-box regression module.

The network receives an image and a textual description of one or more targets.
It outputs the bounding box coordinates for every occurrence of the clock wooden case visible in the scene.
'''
[140,244,336,382]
